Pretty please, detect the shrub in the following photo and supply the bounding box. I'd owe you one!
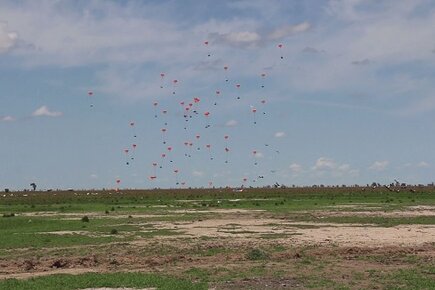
[110,229,118,235]
[2,213,15,218]
[246,248,268,260]
[81,216,90,222]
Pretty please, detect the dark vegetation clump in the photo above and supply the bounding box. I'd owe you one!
[2,213,15,218]
[81,216,90,222]
[110,229,118,235]
[246,248,269,260]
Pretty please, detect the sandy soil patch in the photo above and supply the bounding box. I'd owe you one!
[294,224,435,246]
[0,267,100,280]
[150,217,435,247]
[21,208,261,220]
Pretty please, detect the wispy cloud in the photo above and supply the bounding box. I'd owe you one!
[417,161,430,168]
[267,22,311,40]
[32,106,62,117]
[312,157,359,178]
[0,115,15,122]
[209,22,310,48]
[312,157,337,171]
[0,22,17,53]
[369,160,389,171]
[289,163,303,173]
[274,131,285,138]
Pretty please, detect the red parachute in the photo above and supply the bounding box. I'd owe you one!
[160,73,165,88]
[87,90,94,108]
[278,44,284,59]
[153,102,158,118]
[130,122,137,138]
[204,41,211,57]
[161,128,167,144]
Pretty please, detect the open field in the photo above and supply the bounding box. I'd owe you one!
[0,187,434,289]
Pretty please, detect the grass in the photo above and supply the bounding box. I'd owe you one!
[0,232,118,250]
[2,186,434,213]
[0,216,144,250]
[0,187,433,289]
[0,272,207,290]
[383,268,435,290]
[246,248,269,260]
[313,215,435,227]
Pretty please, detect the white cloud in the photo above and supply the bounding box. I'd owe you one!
[326,0,365,21]
[268,22,311,40]
[0,0,434,118]
[210,22,310,48]
[417,161,430,168]
[311,157,359,178]
[312,157,337,171]
[289,163,302,173]
[274,131,285,138]
[0,22,18,53]
[369,160,389,171]
[0,115,15,122]
[209,31,261,48]
[32,106,63,117]
[90,174,98,179]
[225,31,261,43]
[225,119,238,127]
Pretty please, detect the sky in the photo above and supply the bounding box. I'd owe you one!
[0,0,435,190]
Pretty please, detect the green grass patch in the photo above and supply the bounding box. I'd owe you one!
[0,216,138,249]
[0,272,207,290]
[384,268,435,289]
[185,267,211,282]
[246,248,269,260]
[318,215,435,227]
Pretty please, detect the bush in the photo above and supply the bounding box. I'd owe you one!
[81,216,90,222]
[2,213,15,218]
[246,248,268,260]
[110,229,118,235]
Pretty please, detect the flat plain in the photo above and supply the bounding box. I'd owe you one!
[0,187,434,289]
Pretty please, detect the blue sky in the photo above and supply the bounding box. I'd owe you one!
[1,0,434,190]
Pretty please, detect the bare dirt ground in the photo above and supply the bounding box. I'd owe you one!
[1,206,434,289]
[146,215,435,247]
